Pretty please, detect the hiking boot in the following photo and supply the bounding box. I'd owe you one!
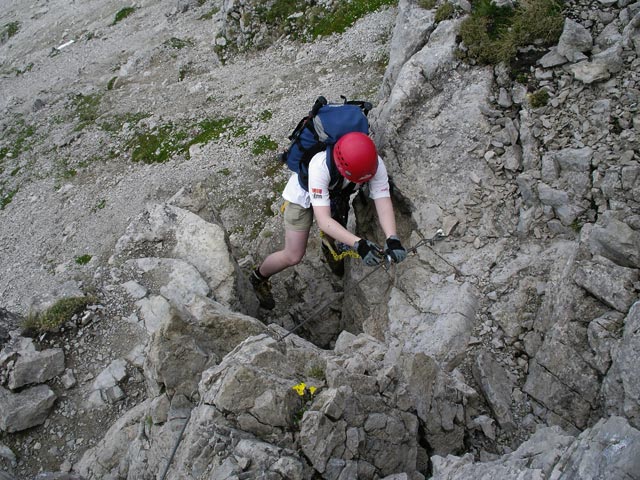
[250,270,275,310]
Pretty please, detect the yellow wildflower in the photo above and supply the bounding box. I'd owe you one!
[308,386,317,395]
[292,382,306,396]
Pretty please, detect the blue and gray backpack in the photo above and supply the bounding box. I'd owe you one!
[279,96,372,191]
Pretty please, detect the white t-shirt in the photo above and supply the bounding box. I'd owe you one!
[282,151,391,208]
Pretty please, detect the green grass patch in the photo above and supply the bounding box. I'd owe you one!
[418,0,437,9]
[1,118,36,159]
[100,112,150,133]
[113,7,136,25]
[1,189,17,209]
[308,0,397,39]
[70,93,102,131]
[259,110,273,122]
[435,2,455,22]
[459,0,563,65]
[199,7,220,20]
[306,364,326,381]
[528,88,550,108]
[2,21,20,41]
[128,123,186,163]
[127,116,245,164]
[191,118,235,145]
[253,0,397,42]
[23,296,95,333]
[75,254,92,265]
[164,37,193,49]
[107,76,118,90]
[252,135,278,155]
[92,199,107,212]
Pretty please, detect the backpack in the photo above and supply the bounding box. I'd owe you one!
[279,96,373,191]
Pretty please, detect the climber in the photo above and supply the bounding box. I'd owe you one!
[250,132,408,310]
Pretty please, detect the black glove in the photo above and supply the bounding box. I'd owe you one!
[385,236,407,263]
[354,239,383,266]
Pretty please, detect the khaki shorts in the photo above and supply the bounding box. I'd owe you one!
[283,201,313,231]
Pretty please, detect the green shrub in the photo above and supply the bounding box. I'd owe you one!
[435,2,455,22]
[107,76,118,90]
[2,21,20,40]
[75,254,92,265]
[199,7,219,20]
[528,88,549,108]
[113,7,136,25]
[164,37,193,49]
[418,0,437,9]
[24,296,95,332]
[459,0,563,65]
[1,189,17,210]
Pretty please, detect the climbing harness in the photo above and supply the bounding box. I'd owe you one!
[278,228,448,342]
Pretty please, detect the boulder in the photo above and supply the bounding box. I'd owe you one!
[381,0,436,98]
[113,203,258,316]
[557,18,593,62]
[0,385,56,432]
[86,359,128,408]
[587,213,640,268]
[144,296,266,397]
[7,347,65,390]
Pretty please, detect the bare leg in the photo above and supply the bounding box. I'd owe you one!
[258,228,310,277]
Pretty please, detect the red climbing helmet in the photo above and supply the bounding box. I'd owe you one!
[333,132,378,183]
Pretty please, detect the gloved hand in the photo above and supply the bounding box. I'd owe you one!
[385,235,407,263]
[354,239,383,266]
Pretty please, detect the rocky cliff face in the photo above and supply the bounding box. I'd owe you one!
[0,0,639,479]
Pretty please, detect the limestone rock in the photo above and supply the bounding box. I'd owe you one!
[6,347,64,390]
[573,256,638,313]
[524,322,601,430]
[548,416,640,479]
[0,385,56,432]
[602,302,640,428]
[587,214,640,268]
[432,417,640,479]
[86,359,128,408]
[113,203,258,316]
[557,19,593,62]
[472,352,516,431]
